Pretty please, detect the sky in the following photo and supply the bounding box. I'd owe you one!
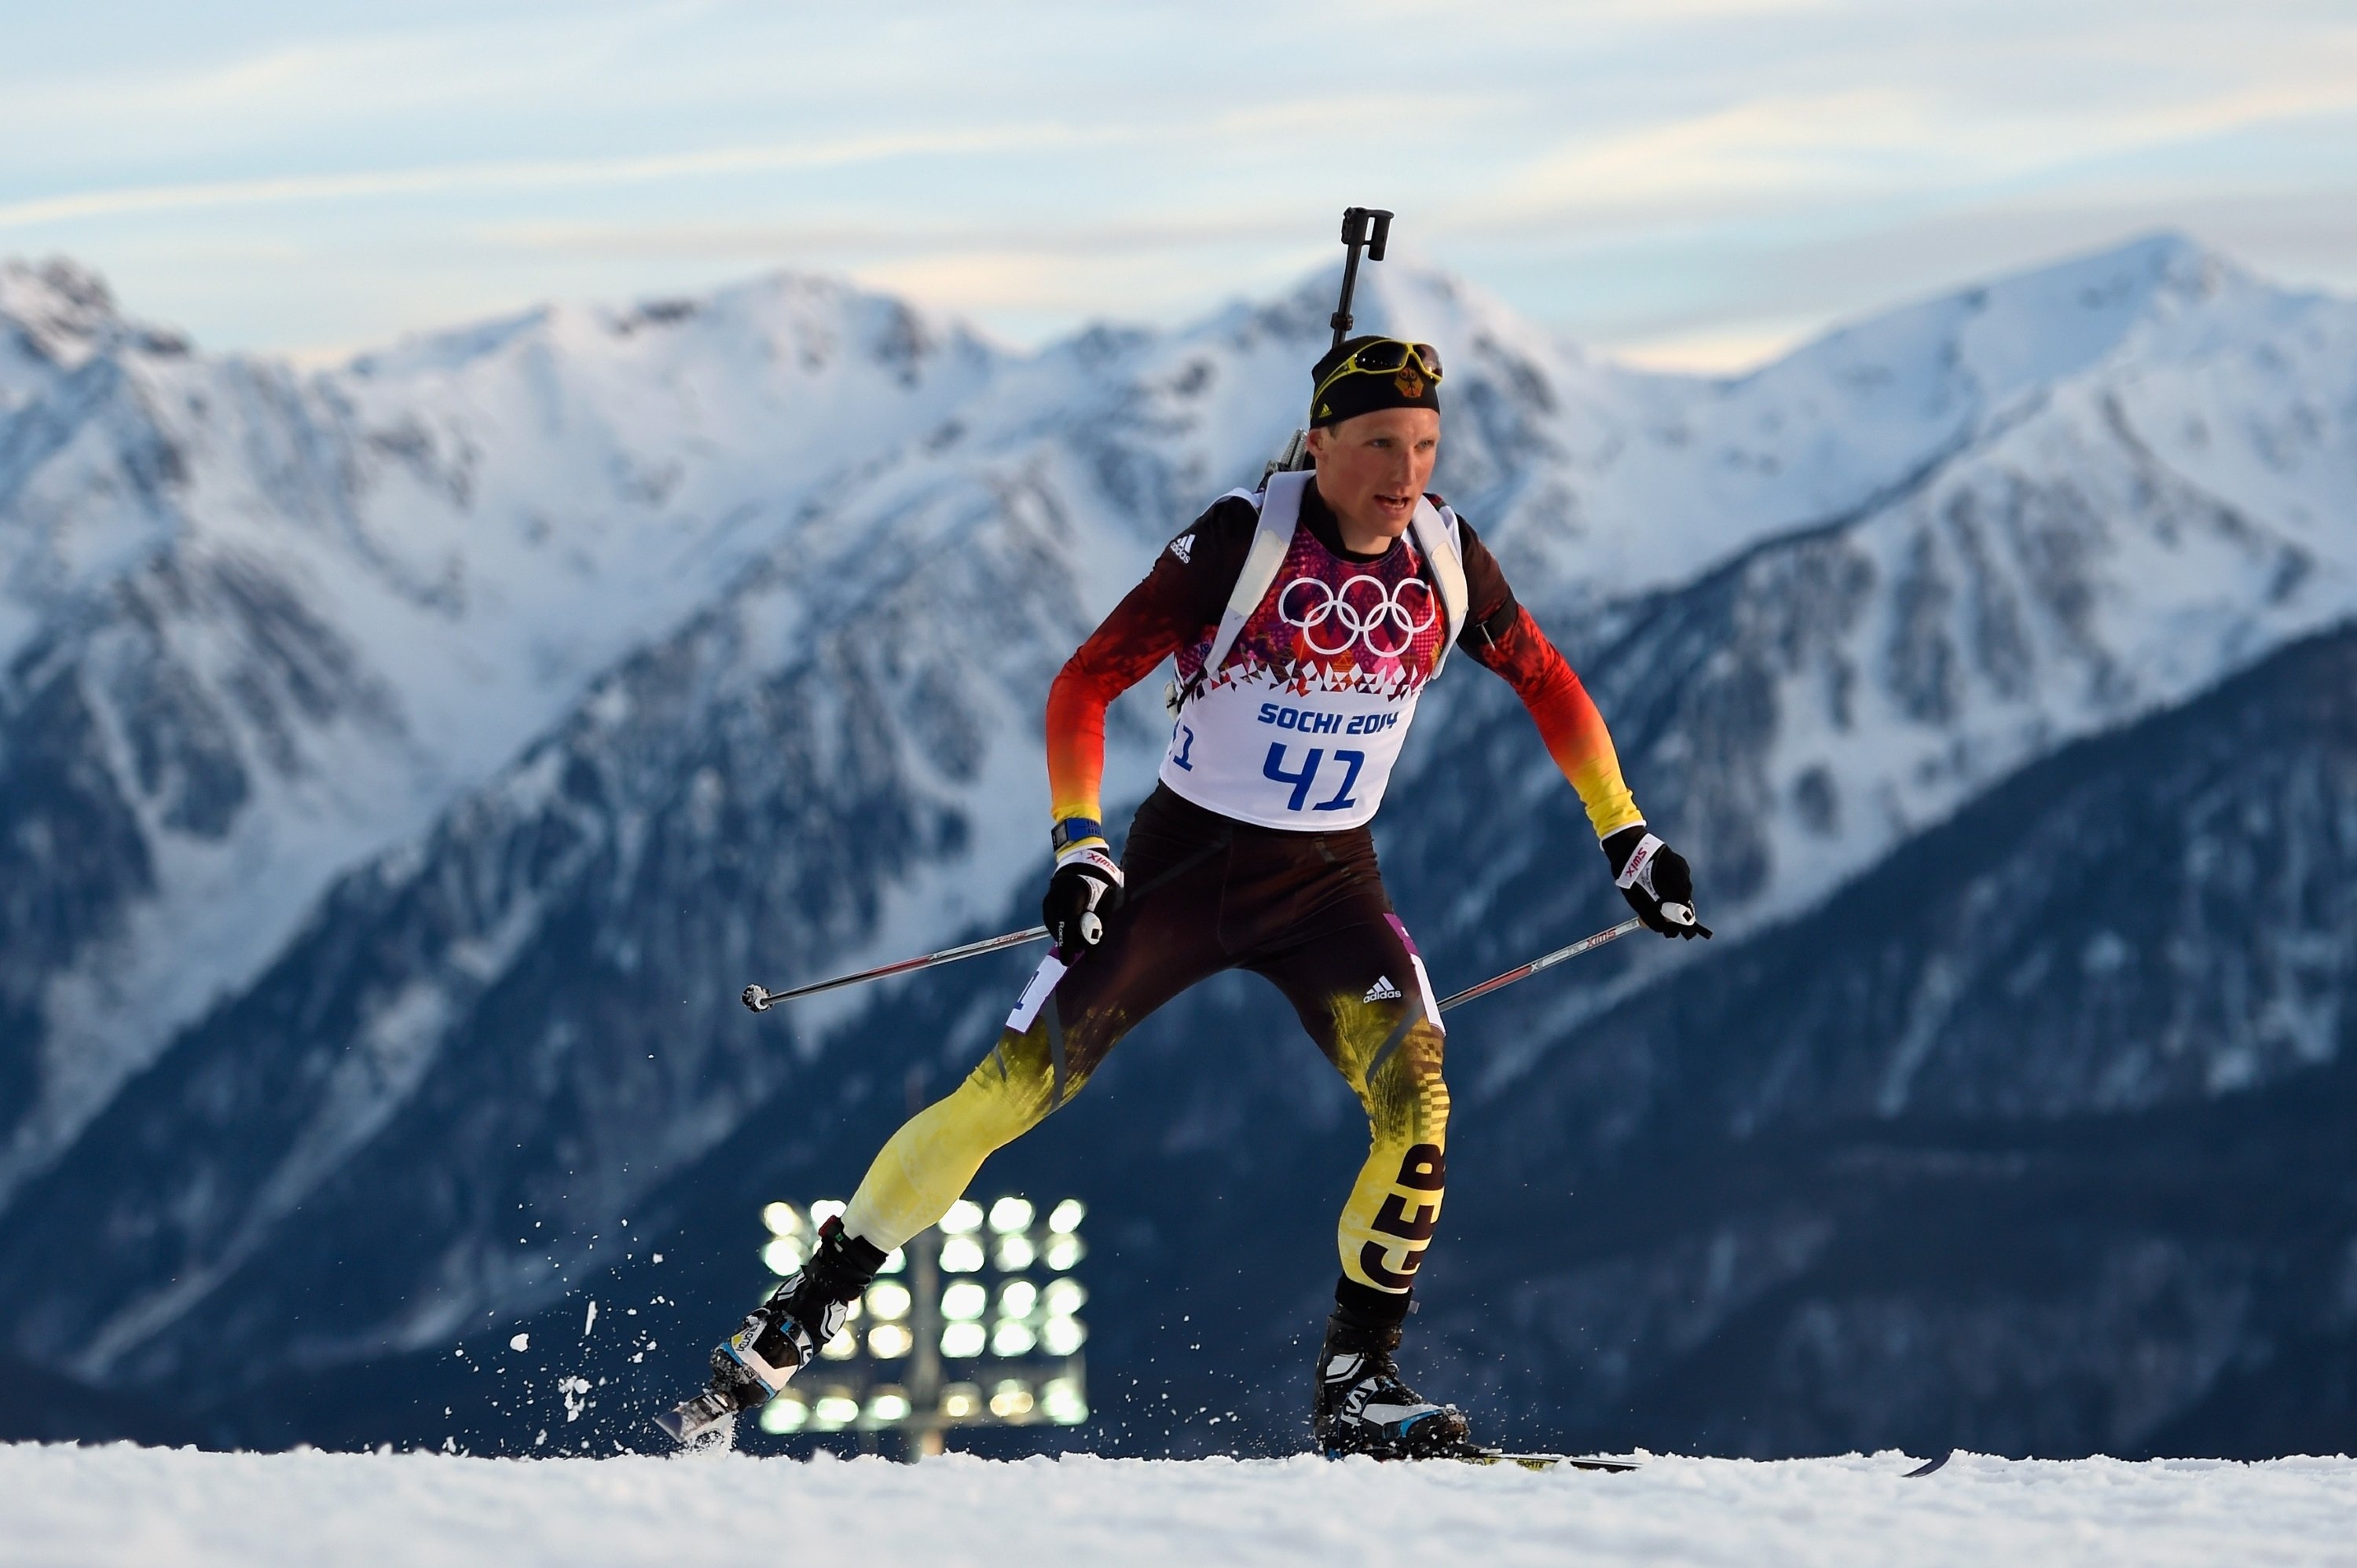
[2,1,2352,371]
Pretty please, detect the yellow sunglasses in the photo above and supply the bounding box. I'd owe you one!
[1310,339,1445,412]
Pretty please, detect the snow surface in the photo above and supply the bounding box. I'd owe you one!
[3,1445,2353,1568]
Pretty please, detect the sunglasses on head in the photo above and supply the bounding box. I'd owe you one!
[1311,339,1445,406]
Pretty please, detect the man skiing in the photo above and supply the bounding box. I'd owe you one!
[664,333,1707,1456]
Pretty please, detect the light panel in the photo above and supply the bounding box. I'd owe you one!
[750,1191,1088,1446]
[1042,1377,1087,1425]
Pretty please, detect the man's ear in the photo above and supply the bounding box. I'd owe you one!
[1303,426,1329,461]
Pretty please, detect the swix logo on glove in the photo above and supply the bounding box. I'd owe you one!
[1613,833,1664,893]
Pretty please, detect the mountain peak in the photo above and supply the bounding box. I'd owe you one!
[1,258,119,370]
[1740,229,2252,416]
[2,257,192,373]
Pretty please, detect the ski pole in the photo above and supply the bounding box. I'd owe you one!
[741,925,1050,1012]
[742,912,1644,1016]
[1434,918,1644,1014]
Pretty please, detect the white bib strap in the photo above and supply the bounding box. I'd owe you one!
[1202,471,1308,683]
[1409,499,1468,679]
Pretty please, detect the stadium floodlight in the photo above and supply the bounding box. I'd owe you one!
[753,1191,1088,1456]
[1041,1376,1087,1425]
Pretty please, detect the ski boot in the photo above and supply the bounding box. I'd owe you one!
[1312,1302,1474,1460]
[654,1216,885,1445]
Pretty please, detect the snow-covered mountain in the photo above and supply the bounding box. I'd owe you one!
[0,261,999,1209]
[0,235,2351,1454]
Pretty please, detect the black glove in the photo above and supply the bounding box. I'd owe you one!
[1603,826,1711,940]
[1042,833,1124,955]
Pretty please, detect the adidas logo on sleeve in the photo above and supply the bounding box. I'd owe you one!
[1168,533,1194,563]
[1362,976,1402,1002]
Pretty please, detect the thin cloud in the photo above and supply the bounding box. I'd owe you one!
[0,126,1104,230]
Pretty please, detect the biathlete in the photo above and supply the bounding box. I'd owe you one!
[664,334,1707,1456]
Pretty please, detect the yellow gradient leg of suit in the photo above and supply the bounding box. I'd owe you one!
[845,786,1448,1304]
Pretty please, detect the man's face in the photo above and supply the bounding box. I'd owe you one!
[1307,407,1442,542]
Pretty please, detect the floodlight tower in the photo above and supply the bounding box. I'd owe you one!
[904,1220,945,1459]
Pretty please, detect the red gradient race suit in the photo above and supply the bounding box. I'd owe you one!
[839,477,1646,1313]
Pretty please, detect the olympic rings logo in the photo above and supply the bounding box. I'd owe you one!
[1277,573,1438,659]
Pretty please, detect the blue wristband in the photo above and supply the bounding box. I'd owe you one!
[1050,818,1105,855]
